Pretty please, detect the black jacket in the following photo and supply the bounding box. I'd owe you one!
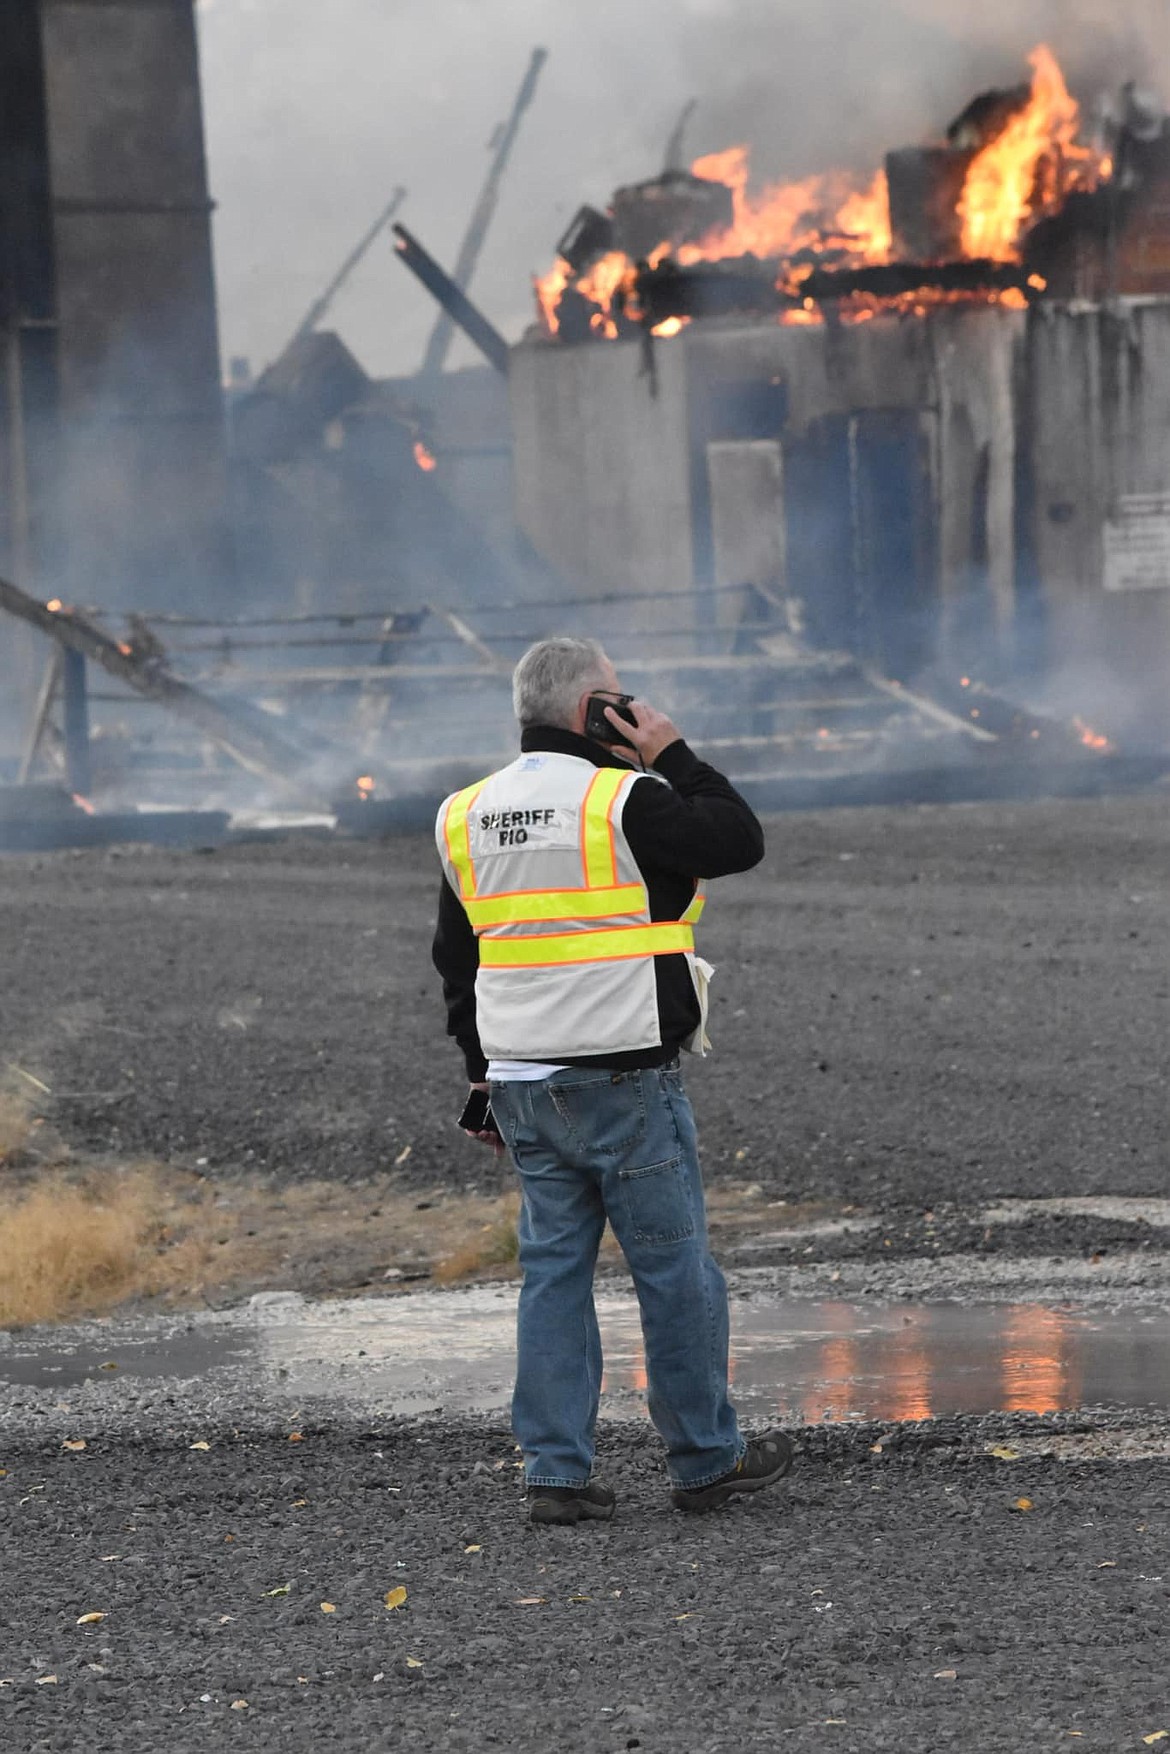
[432,726,766,1080]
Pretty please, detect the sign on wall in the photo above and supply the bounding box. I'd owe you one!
[1103,494,1170,592]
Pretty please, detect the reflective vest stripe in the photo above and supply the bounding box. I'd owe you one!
[479,921,694,968]
[465,882,646,930]
[682,886,706,925]
[443,780,489,900]
[580,769,627,889]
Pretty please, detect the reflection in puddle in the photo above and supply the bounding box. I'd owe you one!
[255,1293,1170,1422]
[5,1292,1170,1424]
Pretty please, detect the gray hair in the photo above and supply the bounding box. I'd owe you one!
[512,636,609,729]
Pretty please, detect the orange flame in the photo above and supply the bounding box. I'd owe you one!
[1072,717,1112,753]
[535,45,1106,340]
[536,154,892,338]
[681,155,891,270]
[356,775,376,800]
[46,598,63,613]
[72,794,96,815]
[959,45,1108,261]
[412,440,437,473]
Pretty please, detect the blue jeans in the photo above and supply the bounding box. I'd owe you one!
[489,1064,744,1489]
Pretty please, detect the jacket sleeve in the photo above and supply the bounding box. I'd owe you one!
[431,875,489,1082]
[621,739,766,878]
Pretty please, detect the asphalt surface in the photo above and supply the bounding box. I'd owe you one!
[1,1414,1168,1754]
[1,792,1167,1221]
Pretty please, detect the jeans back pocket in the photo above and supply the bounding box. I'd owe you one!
[618,1156,694,1245]
[549,1073,648,1160]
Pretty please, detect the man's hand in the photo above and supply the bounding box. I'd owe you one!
[607,698,682,767]
[461,1081,504,1153]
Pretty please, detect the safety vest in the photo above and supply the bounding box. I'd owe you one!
[436,750,708,1063]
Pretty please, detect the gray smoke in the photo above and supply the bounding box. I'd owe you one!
[197,0,1168,379]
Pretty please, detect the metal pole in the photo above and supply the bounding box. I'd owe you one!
[288,186,408,349]
[61,647,91,796]
[17,646,62,783]
[420,46,547,377]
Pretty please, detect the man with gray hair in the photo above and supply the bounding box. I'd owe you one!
[433,635,792,1524]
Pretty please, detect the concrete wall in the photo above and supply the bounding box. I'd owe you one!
[508,334,694,636]
[1024,299,1170,740]
[0,0,231,766]
[510,306,1024,678]
[41,0,231,613]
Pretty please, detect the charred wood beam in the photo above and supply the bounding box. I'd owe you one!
[634,258,786,327]
[0,574,321,793]
[392,224,510,376]
[797,259,1031,301]
[634,255,1032,327]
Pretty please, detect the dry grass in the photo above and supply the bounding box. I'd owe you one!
[432,1194,521,1286]
[0,1167,218,1328]
[0,1156,848,1326]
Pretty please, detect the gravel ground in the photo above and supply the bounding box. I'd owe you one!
[3,792,1170,1750]
[1,791,1167,1229]
[2,1415,1168,1754]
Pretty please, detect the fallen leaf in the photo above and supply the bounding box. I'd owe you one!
[1097,1560,1117,1569]
[320,1602,337,1614]
[76,1613,105,1626]
[0,1469,7,1478]
[218,1616,233,1625]
[934,1669,958,1680]
[568,1594,592,1602]
[189,1441,211,1452]
[383,1587,408,1611]
[371,1673,383,1683]
[292,1499,308,1508]
[62,1440,87,1453]
[230,1699,249,1711]
[98,1556,120,1563]
[513,1597,546,1606]
[405,1657,424,1669]
[674,1612,696,1621]
[394,1145,412,1165]
[297,1677,309,1685]
[261,1584,292,1598]
[987,1445,1019,1461]
[287,1433,304,1444]
[463,1544,482,1554]
[1143,1735,1169,1746]
[1011,1497,1035,1513]
[36,1675,59,1686]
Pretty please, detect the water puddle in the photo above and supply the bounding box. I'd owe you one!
[6,1289,1170,1424]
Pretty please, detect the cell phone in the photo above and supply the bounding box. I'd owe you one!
[458,1088,501,1138]
[584,692,638,747]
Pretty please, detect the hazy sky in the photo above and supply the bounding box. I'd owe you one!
[196,0,1168,380]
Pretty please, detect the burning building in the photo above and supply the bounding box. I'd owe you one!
[510,48,1170,742]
